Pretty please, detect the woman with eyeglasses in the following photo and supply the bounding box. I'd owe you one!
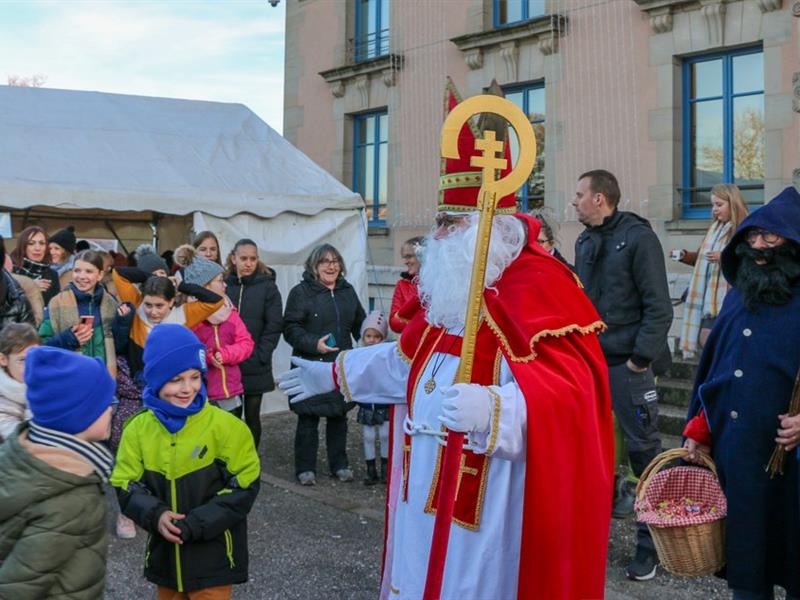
[675,184,749,357]
[533,211,574,271]
[283,243,366,486]
[389,236,424,334]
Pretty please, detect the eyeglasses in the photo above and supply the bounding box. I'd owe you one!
[746,228,781,245]
[435,213,467,229]
[110,397,120,416]
[318,258,340,266]
[401,254,416,260]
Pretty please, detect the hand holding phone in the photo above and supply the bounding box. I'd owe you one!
[317,333,339,354]
[72,317,94,345]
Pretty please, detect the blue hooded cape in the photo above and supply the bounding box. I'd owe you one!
[687,186,800,593]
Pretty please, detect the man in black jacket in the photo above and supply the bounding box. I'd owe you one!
[573,170,672,582]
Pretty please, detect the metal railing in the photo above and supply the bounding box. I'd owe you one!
[349,28,390,63]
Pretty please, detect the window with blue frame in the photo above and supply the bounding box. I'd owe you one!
[494,0,546,28]
[355,0,389,62]
[683,47,764,218]
[504,82,546,212]
[353,111,388,226]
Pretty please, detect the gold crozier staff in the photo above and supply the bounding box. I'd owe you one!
[423,95,537,600]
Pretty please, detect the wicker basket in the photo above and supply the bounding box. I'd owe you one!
[635,447,726,577]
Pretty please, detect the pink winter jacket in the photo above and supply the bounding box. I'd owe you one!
[192,303,255,401]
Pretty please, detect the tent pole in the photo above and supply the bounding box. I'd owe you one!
[103,220,130,256]
[150,213,160,251]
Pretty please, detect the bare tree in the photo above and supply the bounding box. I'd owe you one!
[700,108,765,181]
[7,74,47,88]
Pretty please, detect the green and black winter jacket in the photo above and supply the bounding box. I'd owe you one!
[0,426,108,599]
[111,402,260,593]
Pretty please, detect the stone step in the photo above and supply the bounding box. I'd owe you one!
[657,377,693,408]
[661,433,683,450]
[663,356,699,380]
[658,403,688,437]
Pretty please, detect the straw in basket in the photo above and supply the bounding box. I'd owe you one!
[635,447,727,577]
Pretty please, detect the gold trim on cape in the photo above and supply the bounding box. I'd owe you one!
[336,352,353,402]
[396,342,412,365]
[485,389,502,456]
[483,308,607,363]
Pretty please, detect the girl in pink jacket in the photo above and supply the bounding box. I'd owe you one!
[178,245,255,412]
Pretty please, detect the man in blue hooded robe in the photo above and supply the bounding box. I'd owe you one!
[684,186,800,600]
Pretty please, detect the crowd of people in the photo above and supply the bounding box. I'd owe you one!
[0,165,798,600]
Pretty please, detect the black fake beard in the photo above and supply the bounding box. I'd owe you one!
[734,241,800,310]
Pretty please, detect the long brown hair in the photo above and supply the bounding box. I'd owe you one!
[10,226,49,266]
[711,184,749,235]
[192,231,222,265]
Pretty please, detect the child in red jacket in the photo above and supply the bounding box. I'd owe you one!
[177,246,255,416]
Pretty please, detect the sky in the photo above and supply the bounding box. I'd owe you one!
[0,0,286,132]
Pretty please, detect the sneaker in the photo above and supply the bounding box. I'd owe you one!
[626,547,658,581]
[335,468,354,482]
[297,471,316,486]
[116,514,137,539]
[612,479,636,519]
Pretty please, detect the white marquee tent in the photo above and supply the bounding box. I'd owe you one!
[0,85,368,383]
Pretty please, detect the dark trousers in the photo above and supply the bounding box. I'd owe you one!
[229,393,264,448]
[294,413,349,476]
[608,362,662,554]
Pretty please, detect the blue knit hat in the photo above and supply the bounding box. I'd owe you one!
[25,347,115,434]
[143,324,207,394]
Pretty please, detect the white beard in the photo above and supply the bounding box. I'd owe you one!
[418,214,526,330]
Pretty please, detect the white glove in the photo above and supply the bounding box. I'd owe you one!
[276,357,336,403]
[438,383,492,433]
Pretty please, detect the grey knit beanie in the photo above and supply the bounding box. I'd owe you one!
[183,255,224,286]
[135,244,169,275]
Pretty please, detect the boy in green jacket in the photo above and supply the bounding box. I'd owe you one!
[111,324,260,600]
[0,347,116,599]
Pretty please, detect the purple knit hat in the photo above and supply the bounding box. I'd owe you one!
[360,310,388,340]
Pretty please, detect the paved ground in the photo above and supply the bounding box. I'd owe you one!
[105,410,738,599]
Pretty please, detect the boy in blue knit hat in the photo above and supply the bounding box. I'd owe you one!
[0,347,116,598]
[111,324,260,600]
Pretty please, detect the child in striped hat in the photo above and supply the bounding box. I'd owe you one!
[0,346,116,598]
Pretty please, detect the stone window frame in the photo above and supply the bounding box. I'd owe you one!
[633,0,789,230]
[681,45,765,218]
[353,0,390,63]
[451,13,568,73]
[492,0,548,29]
[502,80,547,211]
[352,109,389,227]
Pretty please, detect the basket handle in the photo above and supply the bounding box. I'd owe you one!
[635,447,717,502]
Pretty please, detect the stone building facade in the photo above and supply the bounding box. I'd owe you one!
[283,0,799,326]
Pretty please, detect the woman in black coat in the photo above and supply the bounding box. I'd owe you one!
[283,243,366,486]
[225,239,283,449]
[10,226,60,305]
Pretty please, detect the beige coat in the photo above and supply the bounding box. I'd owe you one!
[10,273,44,327]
